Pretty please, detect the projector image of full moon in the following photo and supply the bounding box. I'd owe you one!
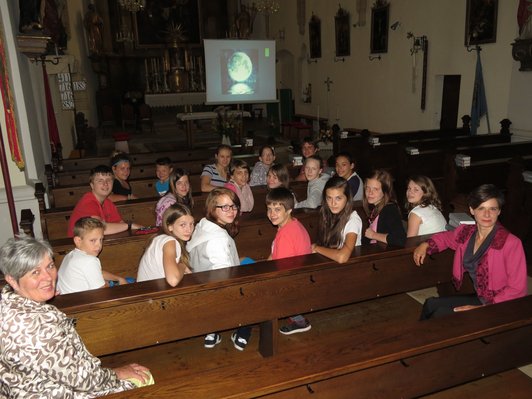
[227,51,254,94]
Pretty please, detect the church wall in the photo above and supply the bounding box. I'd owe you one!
[273,0,523,134]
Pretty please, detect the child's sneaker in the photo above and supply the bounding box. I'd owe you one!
[204,333,221,348]
[279,319,311,335]
[231,331,248,351]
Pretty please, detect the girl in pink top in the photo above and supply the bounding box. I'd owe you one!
[224,159,254,213]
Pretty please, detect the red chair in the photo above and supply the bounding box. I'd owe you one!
[138,104,154,133]
[121,104,137,131]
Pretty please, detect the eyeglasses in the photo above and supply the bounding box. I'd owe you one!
[216,204,239,212]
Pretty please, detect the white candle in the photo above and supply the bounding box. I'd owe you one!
[336,107,339,120]
[317,105,320,122]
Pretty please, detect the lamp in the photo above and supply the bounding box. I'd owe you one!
[118,0,145,13]
[256,0,280,38]
[390,21,400,31]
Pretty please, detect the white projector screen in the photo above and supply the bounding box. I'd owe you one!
[203,39,277,105]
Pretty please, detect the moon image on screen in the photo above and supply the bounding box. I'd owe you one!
[228,52,252,81]
[227,51,254,94]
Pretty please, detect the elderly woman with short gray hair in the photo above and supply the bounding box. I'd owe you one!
[0,237,150,398]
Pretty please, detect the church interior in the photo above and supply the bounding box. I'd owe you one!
[1,0,532,397]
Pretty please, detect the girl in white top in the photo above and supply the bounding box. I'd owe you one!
[249,145,276,186]
[186,188,242,349]
[405,175,447,237]
[137,203,193,286]
[312,176,362,264]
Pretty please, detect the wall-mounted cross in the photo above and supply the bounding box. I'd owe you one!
[324,76,334,92]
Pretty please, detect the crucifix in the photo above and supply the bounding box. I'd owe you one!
[324,76,334,91]
[323,76,334,126]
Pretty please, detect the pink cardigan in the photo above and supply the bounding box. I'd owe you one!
[427,223,527,304]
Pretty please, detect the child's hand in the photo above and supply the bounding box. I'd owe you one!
[118,277,128,285]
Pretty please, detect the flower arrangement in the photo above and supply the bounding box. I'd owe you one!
[213,108,242,142]
[319,126,333,143]
[319,123,340,144]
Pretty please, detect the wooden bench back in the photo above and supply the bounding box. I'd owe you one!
[51,235,452,357]
[49,174,203,208]
[103,295,532,398]
[51,208,323,278]
[52,153,258,188]
[59,147,232,172]
[42,183,308,240]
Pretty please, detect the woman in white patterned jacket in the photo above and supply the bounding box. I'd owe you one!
[0,237,150,398]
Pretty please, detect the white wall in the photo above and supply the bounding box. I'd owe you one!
[273,0,526,134]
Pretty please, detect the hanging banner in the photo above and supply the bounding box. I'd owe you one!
[0,23,24,170]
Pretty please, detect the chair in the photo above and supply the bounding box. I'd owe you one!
[100,104,116,134]
[121,104,137,131]
[138,103,154,133]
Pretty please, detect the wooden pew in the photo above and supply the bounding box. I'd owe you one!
[104,296,532,399]
[51,235,452,358]
[421,369,532,399]
[338,134,511,177]
[51,203,321,277]
[50,237,532,398]
[49,174,203,208]
[51,153,258,188]
[41,183,308,240]
[58,146,253,173]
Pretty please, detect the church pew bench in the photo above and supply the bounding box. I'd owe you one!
[99,295,532,398]
[58,146,253,173]
[41,183,308,240]
[51,205,321,278]
[49,174,203,208]
[420,369,532,399]
[456,141,532,163]
[403,132,511,152]
[51,153,258,188]
[240,297,532,399]
[51,235,453,358]
[73,262,531,397]
[336,130,513,181]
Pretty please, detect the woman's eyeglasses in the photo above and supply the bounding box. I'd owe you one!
[216,204,239,212]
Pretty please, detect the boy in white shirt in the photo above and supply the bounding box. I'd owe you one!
[58,217,128,294]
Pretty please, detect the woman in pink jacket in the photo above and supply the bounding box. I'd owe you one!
[413,184,527,319]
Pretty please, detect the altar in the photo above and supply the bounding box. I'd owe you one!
[176,110,251,148]
[145,92,206,108]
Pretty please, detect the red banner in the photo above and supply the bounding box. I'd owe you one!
[0,29,24,170]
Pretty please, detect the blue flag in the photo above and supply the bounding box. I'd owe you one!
[470,49,488,135]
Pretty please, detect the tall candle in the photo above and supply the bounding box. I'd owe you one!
[144,59,148,76]
[336,107,339,120]
[317,105,320,122]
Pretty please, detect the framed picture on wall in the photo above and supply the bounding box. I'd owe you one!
[465,0,498,46]
[309,14,322,59]
[335,6,350,57]
[370,2,389,54]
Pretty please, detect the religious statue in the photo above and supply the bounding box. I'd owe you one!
[19,0,43,33]
[235,4,257,39]
[42,0,67,49]
[518,0,532,39]
[84,3,104,57]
